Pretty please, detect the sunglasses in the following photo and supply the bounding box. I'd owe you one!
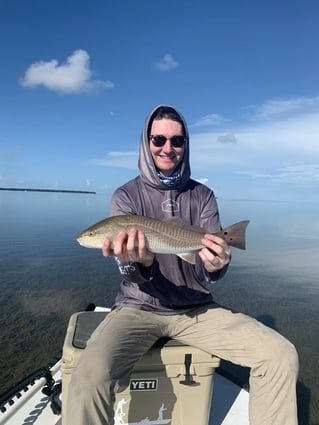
[150,135,186,148]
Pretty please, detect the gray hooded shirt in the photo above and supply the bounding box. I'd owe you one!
[110,105,228,312]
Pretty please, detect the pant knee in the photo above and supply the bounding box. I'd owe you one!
[283,341,299,376]
[70,361,112,394]
[265,336,299,379]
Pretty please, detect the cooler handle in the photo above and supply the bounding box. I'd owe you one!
[179,354,199,386]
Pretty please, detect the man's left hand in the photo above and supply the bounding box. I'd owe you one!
[199,234,231,272]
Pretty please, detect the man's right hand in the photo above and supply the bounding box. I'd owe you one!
[102,228,154,267]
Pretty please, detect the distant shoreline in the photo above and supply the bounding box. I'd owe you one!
[0,187,96,194]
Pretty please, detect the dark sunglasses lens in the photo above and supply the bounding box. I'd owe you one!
[171,136,185,147]
[152,135,167,147]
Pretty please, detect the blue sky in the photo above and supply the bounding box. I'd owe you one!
[1,0,319,201]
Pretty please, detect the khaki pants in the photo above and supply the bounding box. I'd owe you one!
[66,305,298,425]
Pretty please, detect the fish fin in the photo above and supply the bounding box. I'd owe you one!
[215,220,250,250]
[176,253,197,264]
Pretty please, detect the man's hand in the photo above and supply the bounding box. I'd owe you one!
[199,233,231,272]
[102,228,154,267]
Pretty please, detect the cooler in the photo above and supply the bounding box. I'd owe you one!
[61,311,220,425]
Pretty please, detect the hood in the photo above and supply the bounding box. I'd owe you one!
[138,104,191,190]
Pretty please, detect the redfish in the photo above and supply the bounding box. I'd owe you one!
[77,215,249,264]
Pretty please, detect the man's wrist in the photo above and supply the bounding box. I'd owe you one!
[140,259,153,268]
[138,261,154,280]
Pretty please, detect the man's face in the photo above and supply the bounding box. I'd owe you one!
[149,118,185,176]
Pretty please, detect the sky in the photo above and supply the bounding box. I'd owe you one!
[0,0,319,202]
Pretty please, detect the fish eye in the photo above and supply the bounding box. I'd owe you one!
[88,231,95,237]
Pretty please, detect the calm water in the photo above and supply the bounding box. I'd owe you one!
[0,191,318,424]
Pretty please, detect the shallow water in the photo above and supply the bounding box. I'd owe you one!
[0,191,318,424]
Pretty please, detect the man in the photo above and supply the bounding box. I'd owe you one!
[67,105,298,424]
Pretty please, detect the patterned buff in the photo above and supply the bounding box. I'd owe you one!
[157,168,181,187]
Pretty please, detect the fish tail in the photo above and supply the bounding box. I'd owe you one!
[216,220,250,250]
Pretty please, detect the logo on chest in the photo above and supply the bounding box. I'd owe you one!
[161,199,180,213]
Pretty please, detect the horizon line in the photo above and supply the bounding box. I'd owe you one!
[0,187,96,195]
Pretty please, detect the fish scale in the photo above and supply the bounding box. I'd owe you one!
[119,217,204,253]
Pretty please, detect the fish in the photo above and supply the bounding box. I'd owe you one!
[77,215,250,264]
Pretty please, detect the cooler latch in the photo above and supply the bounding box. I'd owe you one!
[179,354,199,386]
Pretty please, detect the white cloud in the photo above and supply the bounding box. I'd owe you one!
[195,177,209,185]
[247,96,319,120]
[154,54,178,71]
[238,163,319,190]
[106,151,137,157]
[20,49,114,94]
[275,164,319,186]
[217,133,238,144]
[191,113,229,127]
[90,151,138,169]
[237,164,319,185]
